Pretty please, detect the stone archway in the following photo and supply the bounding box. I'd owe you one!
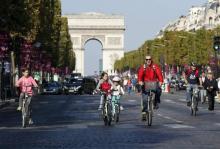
[66,12,125,76]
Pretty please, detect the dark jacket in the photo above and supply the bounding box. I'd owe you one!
[203,78,218,95]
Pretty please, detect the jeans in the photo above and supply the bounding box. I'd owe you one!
[200,89,207,102]
[127,86,132,95]
[19,92,32,119]
[186,84,198,102]
[141,90,156,112]
[99,94,111,107]
[111,95,120,115]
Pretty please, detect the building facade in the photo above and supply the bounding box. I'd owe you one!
[158,0,220,37]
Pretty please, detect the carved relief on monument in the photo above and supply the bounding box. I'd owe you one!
[107,37,121,45]
[71,37,80,45]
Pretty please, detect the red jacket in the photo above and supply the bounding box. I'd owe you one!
[138,64,163,83]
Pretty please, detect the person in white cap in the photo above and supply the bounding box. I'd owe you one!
[111,76,125,114]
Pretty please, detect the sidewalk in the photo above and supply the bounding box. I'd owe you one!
[0,98,17,109]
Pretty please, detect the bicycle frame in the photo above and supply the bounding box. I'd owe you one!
[146,90,155,126]
[22,92,30,128]
[21,85,35,128]
[191,88,200,116]
[101,91,112,126]
[111,95,121,123]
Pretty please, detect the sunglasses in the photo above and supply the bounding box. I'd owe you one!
[145,59,151,61]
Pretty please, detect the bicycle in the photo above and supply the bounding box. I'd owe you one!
[101,91,112,126]
[21,85,37,128]
[142,82,157,126]
[187,85,200,116]
[111,95,121,123]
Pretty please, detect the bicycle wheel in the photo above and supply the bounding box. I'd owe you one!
[193,97,198,116]
[191,96,197,116]
[22,101,27,128]
[105,101,112,126]
[115,104,120,123]
[147,96,153,126]
[102,103,108,126]
[147,100,153,126]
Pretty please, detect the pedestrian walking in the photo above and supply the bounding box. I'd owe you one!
[127,77,132,95]
[203,71,218,111]
[199,71,207,104]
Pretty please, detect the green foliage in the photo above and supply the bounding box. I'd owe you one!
[115,28,217,71]
[0,0,75,71]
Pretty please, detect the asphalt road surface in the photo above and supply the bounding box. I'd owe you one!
[0,91,220,149]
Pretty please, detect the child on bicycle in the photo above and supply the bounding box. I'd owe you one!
[16,68,38,124]
[96,72,113,110]
[111,76,125,114]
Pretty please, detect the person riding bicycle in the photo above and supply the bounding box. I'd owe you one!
[16,68,38,124]
[111,76,125,114]
[183,62,200,107]
[137,55,163,121]
[96,72,113,110]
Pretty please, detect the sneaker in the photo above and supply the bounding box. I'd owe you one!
[195,107,198,111]
[142,112,147,121]
[120,105,124,111]
[98,105,103,111]
[153,104,159,110]
[187,102,191,107]
[29,119,34,125]
[17,106,21,111]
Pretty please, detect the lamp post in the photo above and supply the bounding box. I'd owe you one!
[213,36,220,78]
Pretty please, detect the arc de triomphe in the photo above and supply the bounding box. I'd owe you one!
[66,12,125,76]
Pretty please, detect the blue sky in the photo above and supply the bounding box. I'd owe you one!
[61,0,206,75]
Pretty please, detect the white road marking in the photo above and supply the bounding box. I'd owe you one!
[128,100,137,103]
[178,98,186,102]
[115,124,138,129]
[214,123,220,126]
[163,124,194,129]
[157,113,183,123]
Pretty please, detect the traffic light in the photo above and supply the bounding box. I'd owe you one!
[213,36,220,51]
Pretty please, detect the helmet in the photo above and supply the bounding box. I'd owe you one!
[113,76,121,82]
[190,62,197,67]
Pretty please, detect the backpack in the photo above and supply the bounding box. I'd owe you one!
[142,64,156,81]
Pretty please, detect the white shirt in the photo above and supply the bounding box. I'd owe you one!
[111,85,125,96]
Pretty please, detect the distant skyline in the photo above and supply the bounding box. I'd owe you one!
[61,0,206,75]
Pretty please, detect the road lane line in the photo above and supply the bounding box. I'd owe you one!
[157,113,183,123]
[163,124,195,129]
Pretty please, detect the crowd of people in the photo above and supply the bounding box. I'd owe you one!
[15,54,220,126]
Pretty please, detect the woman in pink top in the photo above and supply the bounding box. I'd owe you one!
[16,68,38,124]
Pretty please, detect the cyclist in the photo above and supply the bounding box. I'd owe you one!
[137,55,163,121]
[16,68,38,124]
[96,72,113,110]
[183,62,200,107]
[111,76,125,116]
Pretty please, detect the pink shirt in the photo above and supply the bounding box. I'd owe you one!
[16,76,38,95]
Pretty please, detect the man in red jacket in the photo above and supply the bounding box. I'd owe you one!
[138,55,163,121]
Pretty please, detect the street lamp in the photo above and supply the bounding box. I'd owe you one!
[213,36,220,78]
